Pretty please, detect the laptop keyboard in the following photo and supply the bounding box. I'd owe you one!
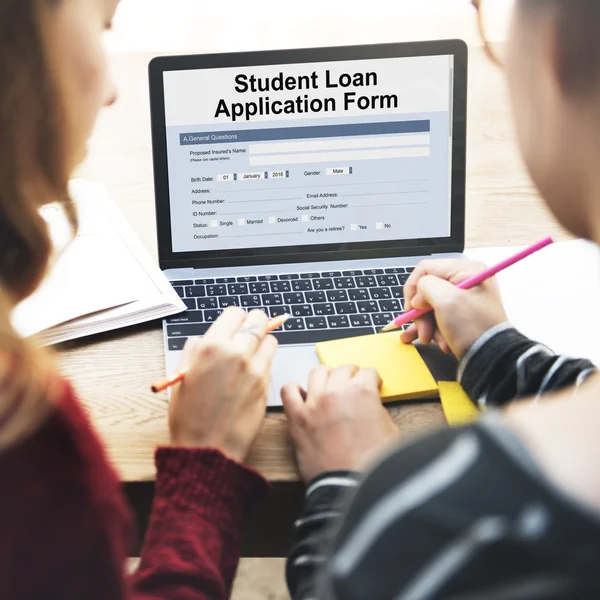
[165,266,415,350]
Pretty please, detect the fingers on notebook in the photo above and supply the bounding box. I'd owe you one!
[327,364,360,388]
[400,320,450,354]
[354,367,382,390]
[400,324,418,344]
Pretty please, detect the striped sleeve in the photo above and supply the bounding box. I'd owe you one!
[286,326,598,599]
[287,472,360,600]
[291,424,600,600]
[458,324,596,409]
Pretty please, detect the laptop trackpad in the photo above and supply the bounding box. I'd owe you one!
[268,345,321,407]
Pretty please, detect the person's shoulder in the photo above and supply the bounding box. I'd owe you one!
[505,378,600,516]
[341,425,481,516]
[370,425,478,478]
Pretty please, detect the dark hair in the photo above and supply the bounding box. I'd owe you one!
[521,0,600,94]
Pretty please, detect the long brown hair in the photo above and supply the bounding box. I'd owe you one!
[0,0,77,448]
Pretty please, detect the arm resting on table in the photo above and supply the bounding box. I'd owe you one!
[130,448,268,600]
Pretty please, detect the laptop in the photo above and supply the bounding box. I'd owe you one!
[149,40,468,406]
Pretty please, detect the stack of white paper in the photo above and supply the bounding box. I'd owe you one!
[12,180,186,345]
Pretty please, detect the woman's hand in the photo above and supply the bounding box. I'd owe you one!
[282,365,399,483]
[400,259,508,359]
[169,307,278,462]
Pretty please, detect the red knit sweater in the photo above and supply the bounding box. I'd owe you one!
[0,379,268,599]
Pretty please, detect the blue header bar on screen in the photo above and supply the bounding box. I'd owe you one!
[179,120,431,146]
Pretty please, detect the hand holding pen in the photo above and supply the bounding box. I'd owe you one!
[152,312,289,392]
[159,307,287,462]
[391,238,553,359]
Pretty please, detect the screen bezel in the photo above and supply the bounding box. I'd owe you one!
[149,40,468,270]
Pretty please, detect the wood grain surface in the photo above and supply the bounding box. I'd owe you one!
[58,46,568,483]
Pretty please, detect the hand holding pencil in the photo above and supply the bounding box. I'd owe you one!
[398,238,553,359]
[162,307,283,462]
[398,258,508,358]
[152,312,289,392]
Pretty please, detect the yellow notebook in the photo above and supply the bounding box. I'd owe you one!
[316,333,438,403]
[438,381,480,425]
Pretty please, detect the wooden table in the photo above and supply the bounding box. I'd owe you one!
[58,46,567,556]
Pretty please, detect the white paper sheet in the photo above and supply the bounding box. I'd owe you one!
[12,180,185,343]
[12,189,141,337]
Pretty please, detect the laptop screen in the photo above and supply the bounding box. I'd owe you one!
[161,51,456,258]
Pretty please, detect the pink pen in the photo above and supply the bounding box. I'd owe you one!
[379,236,554,334]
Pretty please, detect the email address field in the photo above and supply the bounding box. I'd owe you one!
[248,145,430,167]
[249,134,430,155]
